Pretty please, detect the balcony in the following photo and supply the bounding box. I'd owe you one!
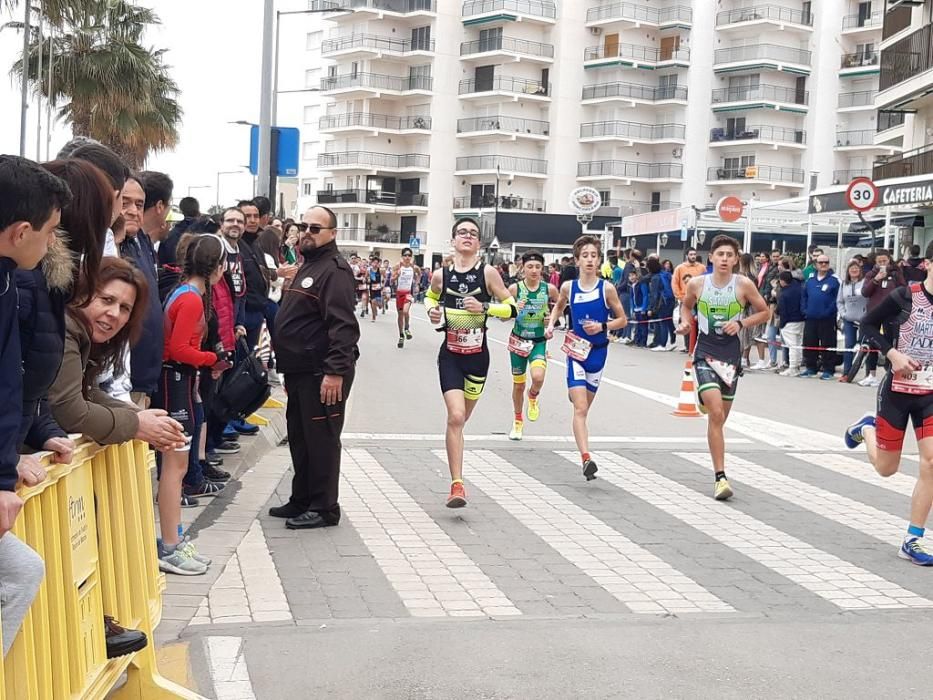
[453,194,546,212]
[585,2,693,30]
[584,42,690,70]
[878,24,933,110]
[317,151,431,172]
[308,0,436,20]
[458,75,550,101]
[320,72,433,97]
[835,129,888,150]
[321,33,435,60]
[316,189,429,209]
[873,142,933,180]
[582,81,688,104]
[318,112,431,135]
[577,160,683,183]
[878,110,907,132]
[841,11,881,35]
[461,0,557,26]
[454,155,548,177]
[840,50,880,78]
[882,5,912,42]
[460,36,554,64]
[706,164,805,187]
[713,44,811,75]
[456,115,550,140]
[597,199,680,218]
[832,169,870,186]
[711,84,808,113]
[580,120,685,144]
[337,227,428,246]
[709,125,806,148]
[715,5,813,32]
[837,90,877,111]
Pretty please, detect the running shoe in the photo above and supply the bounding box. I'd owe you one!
[858,375,882,387]
[527,397,540,422]
[899,538,933,566]
[232,419,259,436]
[844,413,876,449]
[183,480,225,498]
[180,493,199,508]
[214,441,240,455]
[202,463,230,481]
[798,369,818,378]
[779,368,797,377]
[583,458,598,481]
[205,453,224,467]
[180,537,212,566]
[509,420,523,441]
[405,330,412,340]
[819,371,834,380]
[158,547,207,576]
[650,345,667,353]
[714,477,734,501]
[397,336,404,348]
[221,426,239,441]
[446,482,467,508]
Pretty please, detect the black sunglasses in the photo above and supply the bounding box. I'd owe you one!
[296,223,308,232]
[306,224,334,234]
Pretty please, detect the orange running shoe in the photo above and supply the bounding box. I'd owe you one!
[446,481,467,508]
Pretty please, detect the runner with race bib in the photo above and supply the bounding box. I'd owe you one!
[393,248,420,348]
[845,241,933,566]
[425,217,516,508]
[507,250,558,441]
[546,235,628,481]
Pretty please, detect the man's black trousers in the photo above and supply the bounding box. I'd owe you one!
[803,317,837,373]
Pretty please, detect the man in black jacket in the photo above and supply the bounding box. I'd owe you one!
[270,206,360,530]
[236,199,271,351]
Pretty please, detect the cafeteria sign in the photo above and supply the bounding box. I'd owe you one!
[810,176,933,214]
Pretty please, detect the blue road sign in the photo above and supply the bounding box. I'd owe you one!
[249,126,300,177]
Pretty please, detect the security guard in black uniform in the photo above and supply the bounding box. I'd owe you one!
[270,205,360,529]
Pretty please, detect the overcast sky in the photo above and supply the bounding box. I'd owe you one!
[0,0,310,208]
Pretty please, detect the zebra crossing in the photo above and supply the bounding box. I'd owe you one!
[302,445,932,622]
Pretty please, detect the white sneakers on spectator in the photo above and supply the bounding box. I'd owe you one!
[858,375,882,387]
[750,360,772,370]
[779,368,798,377]
[651,345,667,353]
[158,545,207,575]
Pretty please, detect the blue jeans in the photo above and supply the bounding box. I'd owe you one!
[616,293,632,338]
[634,311,649,346]
[183,402,205,486]
[842,320,859,374]
[767,324,779,365]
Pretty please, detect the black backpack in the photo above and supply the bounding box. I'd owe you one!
[210,338,271,424]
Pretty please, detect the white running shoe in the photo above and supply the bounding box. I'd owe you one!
[651,345,667,352]
[858,375,881,387]
[779,368,797,377]
[620,337,633,345]
[751,360,771,371]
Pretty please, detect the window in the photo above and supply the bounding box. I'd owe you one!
[303,105,320,124]
[725,117,746,138]
[302,182,313,197]
[306,31,322,51]
[302,142,318,160]
[305,68,321,89]
[650,192,661,211]
[411,26,431,51]
[599,190,611,206]
[478,27,503,52]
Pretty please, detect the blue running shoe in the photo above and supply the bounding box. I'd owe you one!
[819,371,834,380]
[798,369,818,378]
[844,413,875,449]
[899,538,933,566]
[231,418,259,436]
[222,425,239,441]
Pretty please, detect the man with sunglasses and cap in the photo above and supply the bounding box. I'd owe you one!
[270,206,360,530]
[426,217,516,508]
[507,250,558,441]
[393,247,421,348]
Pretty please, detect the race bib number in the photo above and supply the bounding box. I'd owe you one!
[705,357,737,387]
[892,364,933,395]
[562,331,592,362]
[446,328,484,355]
[508,335,535,358]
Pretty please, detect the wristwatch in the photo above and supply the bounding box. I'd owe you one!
[601,322,609,333]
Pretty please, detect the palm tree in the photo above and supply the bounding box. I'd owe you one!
[8,0,182,169]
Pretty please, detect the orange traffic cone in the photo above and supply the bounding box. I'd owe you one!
[672,356,702,418]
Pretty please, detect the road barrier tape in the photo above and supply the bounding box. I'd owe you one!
[752,335,880,354]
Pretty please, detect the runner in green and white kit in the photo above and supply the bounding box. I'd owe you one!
[507,251,558,440]
[677,235,769,501]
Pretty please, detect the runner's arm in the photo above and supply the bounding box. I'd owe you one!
[546,282,571,335]
[424,269,443,322]
[604,284,628,330]
[547,283,559,303]
[861,287,907,356]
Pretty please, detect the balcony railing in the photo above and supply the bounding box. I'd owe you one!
[317,151,431,169]
[841,50,879,69]
[714,44,812,66]
[583,81,688,101]
[577,160,683,179]
[711,83,809,105]
[455,155,548,174]
[320,72,433,92]
[842,12,881,30]
[883,5,912,41]
[457,115,550,135]
[581,121,685,140]
[458,75,549,96]
[453,195,546,211]
[707,164,805,183]
[337,227,428,245]
[880,24,933,91]
[878,111,907,132]
[585,42,690,63]
[319,112,432,131]
[316,189,429,207]
[833,169,870,184]
[835,130,877,147]
[461,36,554,58]
[716,5,813,27]
[597,199,680,217]
[873,142,933,180]
[309,0,436,12]
[838,90,877,108]
[586,2,692,25]
[709,125,806,144]
[321,33,435,54]
[461,0,556,19]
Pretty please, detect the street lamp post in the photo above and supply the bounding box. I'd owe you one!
[188,184,211,197]
[216,170,245,209]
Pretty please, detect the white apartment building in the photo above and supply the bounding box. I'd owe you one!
[289,0,903,263]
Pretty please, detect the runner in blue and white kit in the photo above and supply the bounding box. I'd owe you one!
[546,235,628,480]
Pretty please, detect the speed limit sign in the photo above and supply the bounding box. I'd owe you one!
[845,176,879,212]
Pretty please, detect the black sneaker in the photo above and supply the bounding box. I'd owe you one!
[183,480,225,498]
[202,462,231,481]
[583,459,598,481]
[214,441,240,454]
[181,493,200,508]
[269,502,306,519]
[397,336,404,348]
[205,453,224,467]
[104,616,148,659]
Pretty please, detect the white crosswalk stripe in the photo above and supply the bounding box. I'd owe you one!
[452,449,733,614]
[341,449,520,618]
[564,451,932,610]
[791,453,917,498]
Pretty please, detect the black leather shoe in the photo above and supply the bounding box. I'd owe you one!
[286,510,338,530]
[104,616,148,659]
[269,502,306,519]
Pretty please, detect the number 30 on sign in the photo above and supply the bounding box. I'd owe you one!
[845,176,879,213]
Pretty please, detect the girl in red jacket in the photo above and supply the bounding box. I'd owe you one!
[156,235,227,575]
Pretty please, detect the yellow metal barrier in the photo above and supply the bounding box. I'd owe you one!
[2,440,204,699]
